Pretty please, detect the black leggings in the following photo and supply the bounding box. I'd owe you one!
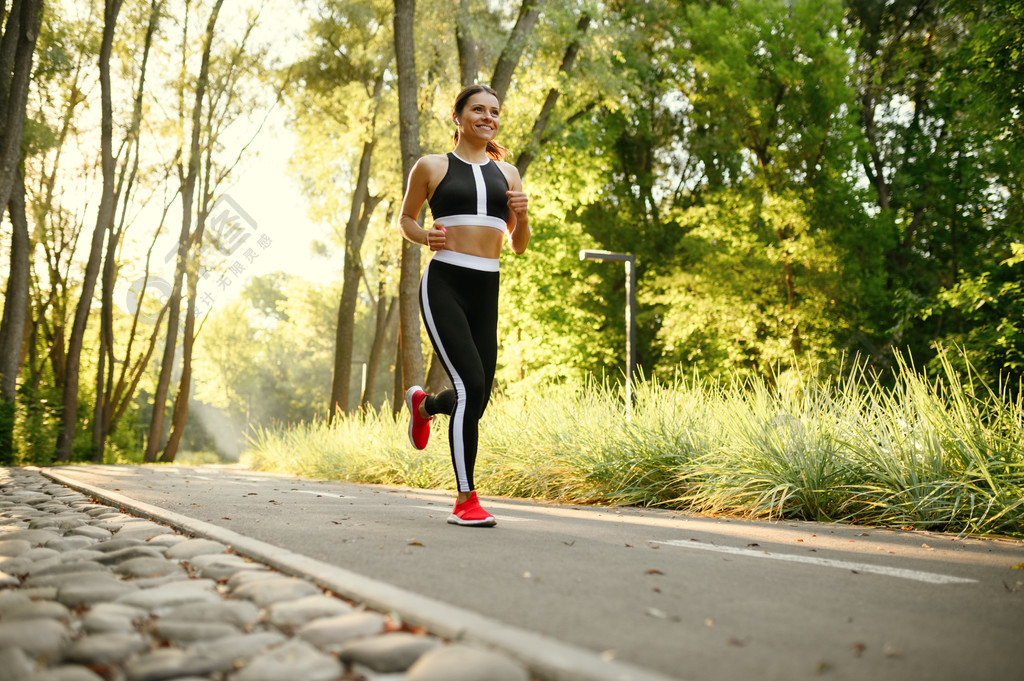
[419,250,499,493]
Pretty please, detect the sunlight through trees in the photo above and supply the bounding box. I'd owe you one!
[1,0,1021,463]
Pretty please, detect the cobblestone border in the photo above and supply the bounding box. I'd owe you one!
[10,467,677,681]
[1,467,539,681]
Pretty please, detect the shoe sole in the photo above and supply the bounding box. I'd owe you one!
[405,385,425,450]
[447,514,497,527]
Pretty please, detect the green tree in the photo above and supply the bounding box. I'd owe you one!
[847,0,1024,383]
[0,0,45,462]
[286,0,397,418]
[540,0,874,384]
[192,273,338,445]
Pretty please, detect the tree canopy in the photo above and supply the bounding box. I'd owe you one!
[1,0,1020,462]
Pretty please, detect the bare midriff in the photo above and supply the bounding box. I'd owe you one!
[439,224,505,259]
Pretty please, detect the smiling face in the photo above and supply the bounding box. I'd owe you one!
[455,91,501,142]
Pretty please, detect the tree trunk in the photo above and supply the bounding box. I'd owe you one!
[92,0,160,462]
[92,204,122,461]
[394,0,424,404]
[0,2,43,461]
[0,0,42,208]
[160,265,199,463]
[391,331,404,417]
[362,295,397,410]
[455,0,476,86]
[55,0,122,463]
[424,351,449,394]
[145,0,224,462]
[0,168,29,462]
[490,0,544,102]
[330,76,384,420]
[361,226,398,411]
[514,14,591,178]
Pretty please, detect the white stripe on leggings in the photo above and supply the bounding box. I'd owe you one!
[420,260,471,492]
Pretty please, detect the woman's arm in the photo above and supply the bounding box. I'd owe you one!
[504,165,530,255]
[398,158,432,247]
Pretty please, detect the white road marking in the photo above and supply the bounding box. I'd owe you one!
[288,490,349,498]
[412,505,533,522]
[652,539,977,585]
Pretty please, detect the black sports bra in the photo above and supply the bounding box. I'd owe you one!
[428,152,509,232]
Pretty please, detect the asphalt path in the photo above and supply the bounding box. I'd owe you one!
[49,464,1024,681]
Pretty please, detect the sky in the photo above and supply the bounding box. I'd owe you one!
[113,0,346,321]
[212,0,345,288]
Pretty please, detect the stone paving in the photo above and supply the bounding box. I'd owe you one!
[0,467,532,681]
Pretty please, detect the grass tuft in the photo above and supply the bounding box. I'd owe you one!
[243,352,1024,537]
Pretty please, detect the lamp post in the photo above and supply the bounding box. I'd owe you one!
[579,249,637,408]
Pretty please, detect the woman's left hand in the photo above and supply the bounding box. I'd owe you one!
[506,190,528,221]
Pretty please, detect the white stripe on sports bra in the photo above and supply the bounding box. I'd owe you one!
[436,214,507,231]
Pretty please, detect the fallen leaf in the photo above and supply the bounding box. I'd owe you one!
[796,539,804,542]
[747,543,760,547]
[705,618,714,627]
[646,569,664,575]
[1010,563,1024,570]
[563,541,576,547]
[221,517,231,520]
[853,642,866,657]
[408,541,423,547]
[816,661,833,674]
[728,638,747,647]
[859,533,870,536]
[646,607,668,619]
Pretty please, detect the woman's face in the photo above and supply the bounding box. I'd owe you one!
[456,91,501,141]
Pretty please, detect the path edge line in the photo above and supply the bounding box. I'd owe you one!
[37,466,681,681]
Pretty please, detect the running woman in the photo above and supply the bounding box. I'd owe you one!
[397,84,531,527]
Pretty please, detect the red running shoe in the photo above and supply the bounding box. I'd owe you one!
[448,491,497,527]
[405,385,431,450]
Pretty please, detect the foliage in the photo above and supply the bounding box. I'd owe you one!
[2,0,1023,462]
[192,272,340,455]
[925,259,1024,391]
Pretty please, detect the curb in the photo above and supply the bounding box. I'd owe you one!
[38,467,682,681]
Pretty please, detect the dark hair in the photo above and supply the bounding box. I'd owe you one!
[452,84,510,162]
